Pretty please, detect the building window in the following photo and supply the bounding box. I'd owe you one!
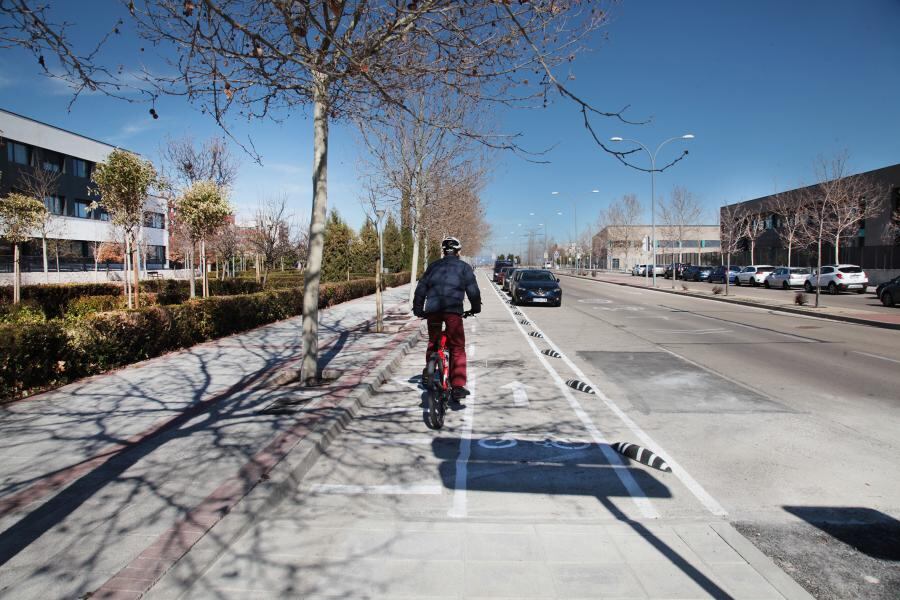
[44,195,64,215]
[90,206,110,221]
[35,150,65,173]
[70,200,90,219]
[143,211,165,229]
[72,158,88,178]
[612,258,620,269]
[7,141,29,165]
[147,245,166,263]
[701,240,721,248]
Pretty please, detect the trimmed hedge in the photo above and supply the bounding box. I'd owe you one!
[0,283,123,319]
[1,271,411,400]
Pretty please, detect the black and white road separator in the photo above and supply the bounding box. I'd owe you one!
[565,379,596,395]
[541,349,562,358]
[519,319,530,326]
[612,442,671,472]
[527,331,543,338]
[513,311,523,316]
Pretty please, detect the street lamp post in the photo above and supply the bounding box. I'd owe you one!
[610,134,694,287]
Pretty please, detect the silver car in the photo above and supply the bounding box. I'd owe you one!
[736,265,776,286]
[764,267,811,289]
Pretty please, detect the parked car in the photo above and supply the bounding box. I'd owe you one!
[512,270,562,307]
[735,265,776,286]
[764,267,811,289]
[508,269,527,297]
[875,275,900,301]
[804,264,868,294]
[632,264,647,276]
[502,267,519,292]
[496,266,512,287]
[649,265,666,276]
[709,265,742,284]
[664,263,691,279]
[493,259,514,282]
[543,261,553,269]
[879,278,900,307]
[691,266,715,282]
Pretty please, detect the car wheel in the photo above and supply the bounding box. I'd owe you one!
[882,292,895,307]
[764,280,770,289]
[782,281,789,290]
[828,282,838,295]
[804,281,813,292]
[734,278,741,286]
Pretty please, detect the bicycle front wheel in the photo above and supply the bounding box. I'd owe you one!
[425,357,445,430]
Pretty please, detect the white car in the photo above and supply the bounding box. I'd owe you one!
[735,265,776,286]
[804,264,868,294]
[632,264,647,276]
[764,267,811,289]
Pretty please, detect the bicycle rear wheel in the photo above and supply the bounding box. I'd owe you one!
[425,356,445,430]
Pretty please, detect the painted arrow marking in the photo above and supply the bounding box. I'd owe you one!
[501,381,533,407]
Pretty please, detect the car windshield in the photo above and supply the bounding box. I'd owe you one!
[791,268,811,274]
[522,271,555,281]
[839,266,862,273]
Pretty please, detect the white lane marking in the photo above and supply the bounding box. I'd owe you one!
[448,363,476,519]
[310,483,443,495]
[851,350,900,365]
[517,310,728,517]
[501,380,532,407]
[646,328,730,335]
[359,437,434,445]
[625,316,669,320]
[468,343,475,358]
[485,276,659,520]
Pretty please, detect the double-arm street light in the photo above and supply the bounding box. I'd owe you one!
[551,190,601,270]
[609,134,694,287]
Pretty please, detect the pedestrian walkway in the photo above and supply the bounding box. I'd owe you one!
[159,271,812,600]
[0,284,420,600]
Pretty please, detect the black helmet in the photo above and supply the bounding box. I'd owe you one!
[441,236,462,254]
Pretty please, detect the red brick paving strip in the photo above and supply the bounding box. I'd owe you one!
[92,322,417,599]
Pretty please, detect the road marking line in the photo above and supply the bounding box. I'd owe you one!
[448,363,476,519]
[518,308,729,517]
[484,275,659,520]
[851,351,900,365]
[310,483,443,495]
[359,437,433,445]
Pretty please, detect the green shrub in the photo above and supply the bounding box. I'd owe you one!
[0,283,124,319]
[1,273,413,400]
[0,321,70,399]
[0,302,46,325]
[65,295,125,320]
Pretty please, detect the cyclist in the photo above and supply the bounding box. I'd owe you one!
[413,236,482,400]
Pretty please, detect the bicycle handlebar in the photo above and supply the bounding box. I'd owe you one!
[462,310,477,318]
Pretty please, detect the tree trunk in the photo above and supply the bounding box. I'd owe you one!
[375,258,383,333]
[834,234,840,263]
[407,189,423,305]
[787,242,792,269]
[131,231,140,309]
[300,75,330,385]
[750,239,755,264]
[815,229,823,308]
[13,243,21,304]
[725,252,731,297]
[42,237,49,284]
[188,244,197,298]
[201,239,209,298]
[124,238,132,309]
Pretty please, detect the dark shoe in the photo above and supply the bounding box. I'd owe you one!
[451,386,470,400]
[422,367,430,387]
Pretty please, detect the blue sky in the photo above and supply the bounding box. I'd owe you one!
[1,1,898,256]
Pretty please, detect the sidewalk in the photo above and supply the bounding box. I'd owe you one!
[0,284,423,600]
[561,270,900,329]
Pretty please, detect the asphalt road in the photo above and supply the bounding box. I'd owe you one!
[539,274,900,598]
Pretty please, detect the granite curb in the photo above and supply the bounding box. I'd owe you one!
[558,272,900,330]
[142,319,427,600]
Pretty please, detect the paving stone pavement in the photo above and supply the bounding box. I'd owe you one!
[0,284,418,600]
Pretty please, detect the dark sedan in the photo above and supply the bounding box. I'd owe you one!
[512,270,562,307]
[879,278,900,307]
[682,265,714,282]
[664,263,691,279]
[709,265,742,284]
[876,275,900,301]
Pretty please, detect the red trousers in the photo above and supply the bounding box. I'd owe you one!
[426,312,468,388]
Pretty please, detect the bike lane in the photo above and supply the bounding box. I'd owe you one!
[179,271,809,599]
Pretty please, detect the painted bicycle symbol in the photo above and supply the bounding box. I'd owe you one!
[536,438,591,451]
[477,436,590,451]
[477,436,518,450]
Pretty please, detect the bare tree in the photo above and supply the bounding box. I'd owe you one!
[248,195,293,287]
[769,188,807,267]
[738,209,766,265]
[18,164,60,281]
[800,153,883,306]
[719,203,746,297]
[605,194,642,271]
[658,185,701,287]
[159,136,239,191]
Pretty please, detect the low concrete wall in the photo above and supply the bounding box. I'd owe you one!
[0,269,195,286]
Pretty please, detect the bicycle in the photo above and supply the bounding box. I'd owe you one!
[424,310,475,430]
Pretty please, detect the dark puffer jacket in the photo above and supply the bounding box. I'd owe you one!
[413,255,482,316]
